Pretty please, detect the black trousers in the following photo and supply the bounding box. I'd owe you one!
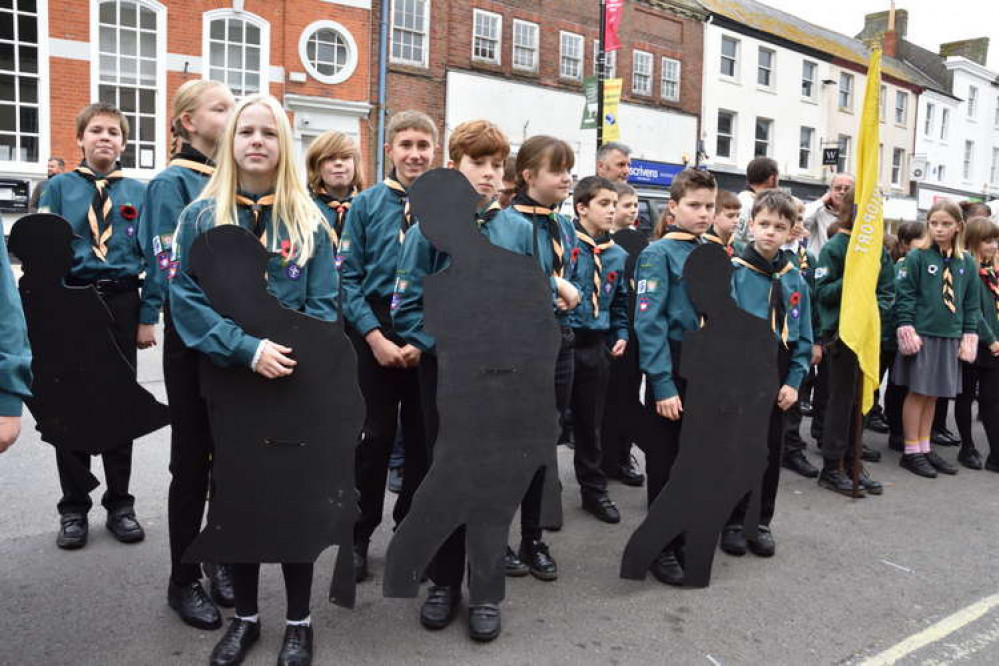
[822,341,860,464]
[163,304,217,585]
[783,401,807,455]
[643,341,684,509]
[232,562,313,621]
[347,322,427,545]
[956,359,999,457]
[519,326,574,542]
[56,288,138,515]
[934,398,951,431]
[601,328,642,473]
[728,404,785,528]
[570,331,611,499]
[809,354,830,442]
[881,348,906,437]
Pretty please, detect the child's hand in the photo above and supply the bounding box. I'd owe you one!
[656,396,683,421]
[555,278,580,311]
[776,385,798,411]
[0,415,22,453]
[959,333,979,363]
[897,326,922,356]
[989,341,999,356]
[253,340,296,379]
[365,329,406,368]
[811,344,823,366]
[400,344,422,368]
[610,339,627,358]
[136,323,157,349]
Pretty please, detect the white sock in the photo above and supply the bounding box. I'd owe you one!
[286,616,311,627]
[235,614,259,624]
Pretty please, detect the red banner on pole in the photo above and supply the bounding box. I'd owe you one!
[605,0,623,52]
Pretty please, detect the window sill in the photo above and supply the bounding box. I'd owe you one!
[559,75,583,84]
[512,65,539,76]
[471,57,501,67]
[801,97,818,105]
[839,108,854,115]
[389,61,432,78]
[719,76,741,86]
[756,86,777,95]
[894,123,907,129]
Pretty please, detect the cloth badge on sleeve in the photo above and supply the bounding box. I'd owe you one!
[928,264,939,275]
[390,292,402,311]
[637,279,647,294]
[791,307,800,320]
[897,267,907,279]
[638,297,651,312]
[160,234,173,249]
[286,263,302,281]
[156,251,170,271]
[168,260,179,280]
[646,280,659,292]
[126,225,135,237]
[815,267,829,279]
[339,239,351,252]
[152,235,162,254]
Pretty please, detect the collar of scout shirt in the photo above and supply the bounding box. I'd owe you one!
[512,192,565,278]
[383,171,413,244]
[74,162,125,262]
[733,243,795,347]
[314,186,358,247]
[234,190,277,242]
[662,225,700,243]
[703,226,733,256]
[169,143,216,176]
[574,219,616,318]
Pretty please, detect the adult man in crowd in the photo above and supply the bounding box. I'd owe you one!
[734,157,779,245]
[596,142,631,183]
[803,173,854,256]
[29,157,65,212]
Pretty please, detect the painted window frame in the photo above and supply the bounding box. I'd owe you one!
[838,72,854,112]
[298,20,359,85]
[592,40,616,79]
[799,126,813,170]
[716,109,735,160]
[390,0,429,68]
[0,0,50,172]
[891,147,904,186]
[471,8,501,65]
[720,35,738,79]
[632,49,652,96]
[559,31,583,81]
[801,60,816,99]
[661,56,680,102]
[512,19,538,73]
[894,90,907,126]
[756,46,774,88]
[754,116,773,157]
[202,9,270,97]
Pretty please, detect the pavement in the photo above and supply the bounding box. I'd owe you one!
[2,331,999,666]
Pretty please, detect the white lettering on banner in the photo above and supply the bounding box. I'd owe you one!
[631,166,660,179]
[852,197,882,254]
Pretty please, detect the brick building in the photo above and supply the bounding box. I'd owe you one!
[369,0,706,180]
[0,0,373,220]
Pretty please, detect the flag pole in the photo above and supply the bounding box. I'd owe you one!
[597,0,606,151]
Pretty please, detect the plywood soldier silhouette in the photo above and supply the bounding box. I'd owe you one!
[383,169,561,604]
[8,214,169,490]
[181,225,362,608]
[621,244,776,587]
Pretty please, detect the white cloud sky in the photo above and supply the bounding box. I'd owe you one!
[756,0,999,70]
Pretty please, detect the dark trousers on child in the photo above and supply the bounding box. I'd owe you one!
[881,348,906,437]
[601,329,643,473]
[164,303,218,585]
[810,356,830,442]
[347,303,428,546]
[642,341,684,509]
[956,360,999,458]
[55,287,138,516]
[232,562,313,621]
[570,330,611,500]
[822,341,861,465]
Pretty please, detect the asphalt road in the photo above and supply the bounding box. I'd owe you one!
[2,332,998,666]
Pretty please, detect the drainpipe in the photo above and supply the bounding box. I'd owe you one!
[376,0,390,181]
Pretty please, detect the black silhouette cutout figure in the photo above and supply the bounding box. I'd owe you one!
[181,225,362,608]
[8,214,168,491]
[621,243,776,587]
[383,169,561,604]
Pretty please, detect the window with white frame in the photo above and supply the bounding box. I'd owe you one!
[661,57,680,102]
[940,108,950,140]
[0,0,40,163]
[964,140,974,180]
[891,148,904,185]
[471,9,500,64]
[938,164,946,182]
[391,0,428,67]
[894,91,907,125]
[924,103,935,136]
[299,21,358,85]
[994,96,999,127]
[592,41,616,78]
[716,109,734,159]
[991,147,999,186]
[559,31,582,80]
[757,47,774,87]
[96,0,161,170]
[968,85,978,119]
[838,73,854,111]
[799,126,813,170]
[837,134,851,172]
[204,12,267,97]
[632,50,652,95]
[879,84,886,121]
[512,20,538,72]
[720,36,738,77]
[801,60,816,98]
[754,117,772,157]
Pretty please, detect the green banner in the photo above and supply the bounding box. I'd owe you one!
[580,76,598,129]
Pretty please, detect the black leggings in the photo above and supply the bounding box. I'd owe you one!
[232,562,313,621]
[956,359,999,457]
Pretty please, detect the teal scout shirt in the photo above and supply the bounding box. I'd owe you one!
[169,195,338,368]
[567,226,629,341]
[0,238,32,416]
[894,245,980,339]
[975,265,999,346]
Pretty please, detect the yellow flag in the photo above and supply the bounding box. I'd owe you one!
[840,48,883,414]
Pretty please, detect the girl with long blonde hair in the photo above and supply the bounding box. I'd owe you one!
[169,94,337,666]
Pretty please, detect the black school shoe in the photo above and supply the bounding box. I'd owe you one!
[817,468,866,498]
[582,494,621,524]
[468,604,501,642]
[799,400,814,417]
[209,618,260,666]
[931,427,961,447]
[504,546,529,577]
[106,507,145,543]
[747,526,775,557]
[925,450,958,475]
[167,579,221,630]
[900,453,937,478]
[204,563,235,608]
[719,525,747,556]
[958,446,983,470]
[277,624,313,666]
[56,513,88,550]
[860,445,881,463]
[649,548,684,586]
[782,451,819,478]
[519,539,558,581]
[617,455,646,486]
[420,585,461,630]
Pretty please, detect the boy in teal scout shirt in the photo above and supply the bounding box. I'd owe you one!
[337,110,436,582]
[305,130,363,249]
[566,176,629,526]
[391,119,534,643]
[720,190,812,559]
[633,167,717,586]
[0,235,31,454]
[39,103,152,550]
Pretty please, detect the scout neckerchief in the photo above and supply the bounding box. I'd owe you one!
[169,143,216,177]
[512,192,565,278]
[383,171,412,244]
[475,200,503,230]
[662,224,700,243]
[935,243,957,314]
[74,162,124,261]
[733,243,795,347]
[314,186,357,248]
[703,226,733,257]
[979,261,999,316]
[235,192,276,244]
[574,220,616,318]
